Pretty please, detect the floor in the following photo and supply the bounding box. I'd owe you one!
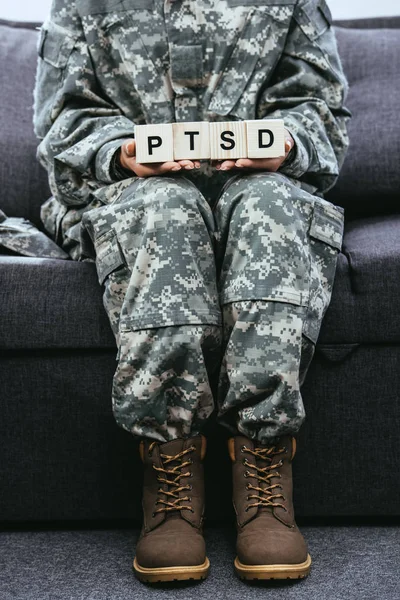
[1,525,399,600]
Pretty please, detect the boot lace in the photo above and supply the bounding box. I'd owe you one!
[241,443,287,512]
[150,443,195,516]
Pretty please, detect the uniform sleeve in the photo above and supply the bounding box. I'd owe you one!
[258,0,351,194]
[33,0,136,207]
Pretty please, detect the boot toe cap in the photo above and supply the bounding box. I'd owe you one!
[237,527,308,566]
[136,532,206,569]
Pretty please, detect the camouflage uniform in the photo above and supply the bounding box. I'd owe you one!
[33,0,350,443]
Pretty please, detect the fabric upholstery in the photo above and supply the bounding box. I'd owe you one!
[327,26,400,213]
[0,257,115,350]
[0,22,50,227]
[1,344,399,521]
[1,16,400,522]
[319,215,400,344]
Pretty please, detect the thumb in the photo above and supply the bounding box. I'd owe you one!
[124,139,136,157]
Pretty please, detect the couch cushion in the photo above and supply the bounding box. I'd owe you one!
[0,21,50,228]
[319,215,400,345]
[2,215,400,350]
[0,257,115,350]
[327,26,400,214]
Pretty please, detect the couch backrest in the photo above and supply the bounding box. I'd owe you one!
[0,17,399,226]
[327,21,400,215]
[0,21,50,228]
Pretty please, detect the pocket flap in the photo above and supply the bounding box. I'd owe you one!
[95,230,125,284]
[79,0,153,15]
[294,0,332,41]
[309,201,344,250]
[38,20,78,68]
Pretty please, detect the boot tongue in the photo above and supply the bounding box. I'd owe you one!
[160,439,186,457]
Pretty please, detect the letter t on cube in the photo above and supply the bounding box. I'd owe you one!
[246,119,285,159]
[135,123,174,163]
[173,122,210,160]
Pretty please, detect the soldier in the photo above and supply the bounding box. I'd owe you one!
[33,0,350,584]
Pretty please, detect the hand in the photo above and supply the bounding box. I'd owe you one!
[213,129,295,172]
[118,139,200,177]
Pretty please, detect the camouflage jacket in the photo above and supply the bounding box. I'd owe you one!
[33,0,350,253]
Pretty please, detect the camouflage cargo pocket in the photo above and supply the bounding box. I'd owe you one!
[93,229,126,285]
[303,198,344,344]
[34,20,78,138]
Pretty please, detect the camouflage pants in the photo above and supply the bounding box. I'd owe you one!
[82,171,344,444]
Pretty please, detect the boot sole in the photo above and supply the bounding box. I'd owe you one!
[133,557,210,583]
[234,553,312,580]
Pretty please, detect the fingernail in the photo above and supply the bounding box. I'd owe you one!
[184,165,194,170]
[171,166,181,171]
[220,166,228,171]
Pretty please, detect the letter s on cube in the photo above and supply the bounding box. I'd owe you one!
[246,119,285,159]
[135,124,174,163]
[209,121,247,160]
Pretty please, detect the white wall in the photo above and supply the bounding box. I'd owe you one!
[0,0,399,22]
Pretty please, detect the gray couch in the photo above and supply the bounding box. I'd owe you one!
[1,16,399,524]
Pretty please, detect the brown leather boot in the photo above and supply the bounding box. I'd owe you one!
[229,435,311,580]
[133,435,210,582]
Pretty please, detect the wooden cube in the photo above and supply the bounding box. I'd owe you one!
[245,119,285,159]
[135,123,174,164]
[209,121,247,161]
[173,122,210,160]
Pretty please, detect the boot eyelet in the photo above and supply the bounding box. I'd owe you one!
[283,446,287,454]
[279,460,284,467]
[189,472,194,478]
[244,471,250,478]
[152,512,156,518]
[188,484,193,491]
[246,495,250,501]
[246,484,250,490]
[245,507,249,512]
[242,458,247,466]
[188,497,192,502]
[240,445,247,453]
[188,458,193,465]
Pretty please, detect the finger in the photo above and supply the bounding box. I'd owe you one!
[123,139,136,157]
[177,159,195,170]
[130,159,182,177]
[285,139,293,155]
[219,160,237,171]
[235,158,254,168]
[235,158,283,171]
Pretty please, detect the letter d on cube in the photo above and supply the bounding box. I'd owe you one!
[246,119,285,159]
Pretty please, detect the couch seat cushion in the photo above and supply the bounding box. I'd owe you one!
[0,257,115,350]
[319,214,400,345]
[2,215,399,350]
